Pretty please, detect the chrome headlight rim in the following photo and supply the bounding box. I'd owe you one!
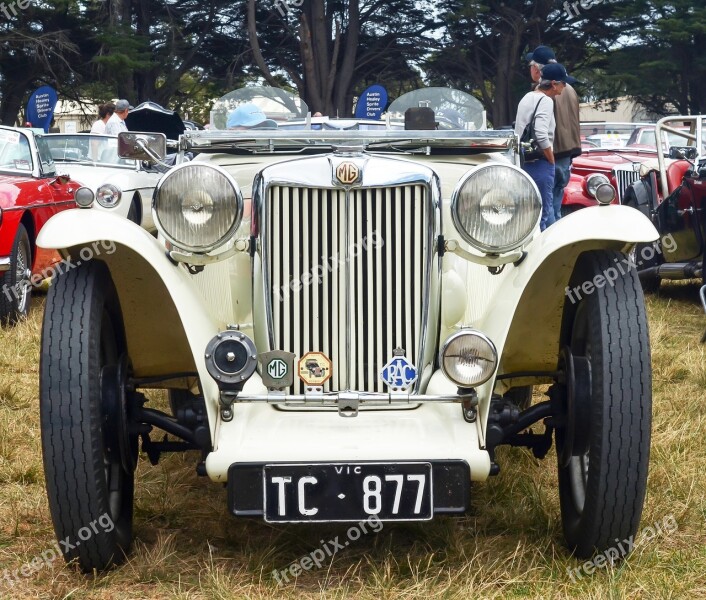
[585,173,611,199]
[440,329,498,388]
[450,163,541,254]
[152,162,244,254]
[96,183,122,208]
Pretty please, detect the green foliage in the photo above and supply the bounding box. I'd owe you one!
[0,0,703,124]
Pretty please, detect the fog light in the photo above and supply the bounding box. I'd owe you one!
[75,186,94,208]
[440,330,498,387]
[205,330,257,389]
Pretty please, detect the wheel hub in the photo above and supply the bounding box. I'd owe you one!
[556,346,592,468]
[101,354,138,473]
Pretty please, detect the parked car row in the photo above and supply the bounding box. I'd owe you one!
[563,116,705,305]
[0,102,188,322]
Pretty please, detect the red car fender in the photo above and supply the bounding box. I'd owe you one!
[562,173,598,209]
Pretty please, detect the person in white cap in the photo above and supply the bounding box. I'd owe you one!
[105,99,132,136]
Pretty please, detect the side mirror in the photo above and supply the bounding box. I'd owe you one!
[118,131,167,162]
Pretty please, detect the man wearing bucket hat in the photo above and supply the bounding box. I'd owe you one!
[515,61,576,230]
[227,103,278,129]
[526,45,582,222]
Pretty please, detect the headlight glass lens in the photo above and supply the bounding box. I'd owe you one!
[594,182,616,205]
[440,330,498,387]
[96,184,121,208]
[586,173,611,199]
[451,165,541,253]
[154,163,243,252]
[75,186,95,208]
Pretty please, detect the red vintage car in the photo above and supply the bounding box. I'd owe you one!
[562,123,695,215]
[0,126,79,323]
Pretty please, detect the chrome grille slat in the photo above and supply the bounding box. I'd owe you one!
[613,167,641,203]
[266,184,428,393]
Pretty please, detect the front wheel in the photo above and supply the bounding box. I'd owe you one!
[556,250,651,558]
[40,260,136,571]
[0,223,32,324]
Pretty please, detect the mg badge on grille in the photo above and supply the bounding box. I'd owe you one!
[335,161,360,185]
[260,350,296,390]
[298,352,332,386]
[381,349,418,389]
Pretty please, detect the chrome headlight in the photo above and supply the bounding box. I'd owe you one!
[451,164,541,253]
[96,184,121,208]
[153,163,244,253]
[586,174,616,205]
[440,330,498,387]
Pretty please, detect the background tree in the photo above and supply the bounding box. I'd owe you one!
[0,0,81,124]
[246,0,436,116]
[425,0,633,127]
[593,0,706,115]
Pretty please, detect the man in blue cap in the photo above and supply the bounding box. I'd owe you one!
[227,103,278,129]
[526,46,581,222]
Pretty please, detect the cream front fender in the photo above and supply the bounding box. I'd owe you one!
[37,210,222,434]
[472,205,658,429]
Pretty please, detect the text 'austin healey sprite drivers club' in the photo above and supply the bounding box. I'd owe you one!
[36,87,658,571]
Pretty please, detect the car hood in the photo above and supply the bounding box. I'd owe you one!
[572,149,663,174]
[52,164,136,191]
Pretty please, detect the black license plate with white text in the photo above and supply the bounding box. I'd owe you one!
[263,462,433,522]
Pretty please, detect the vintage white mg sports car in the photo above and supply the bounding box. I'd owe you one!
[37,88,659,571]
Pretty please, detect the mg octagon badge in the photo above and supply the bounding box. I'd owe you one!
[335,161,361,185]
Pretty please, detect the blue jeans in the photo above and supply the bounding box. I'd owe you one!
[523,159,556,231]
[553,156,571,221]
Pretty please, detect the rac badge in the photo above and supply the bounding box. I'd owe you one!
[335,161,360,185]
[298,352,332,386]
[381,349,418,389]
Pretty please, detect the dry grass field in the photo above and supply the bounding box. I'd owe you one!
[1,285,705,599]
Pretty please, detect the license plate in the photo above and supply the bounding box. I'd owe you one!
[263,462,433,522]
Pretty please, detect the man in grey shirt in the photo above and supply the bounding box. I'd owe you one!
[526,46,582,220]
[515,63,576,230]
[105,99,132,136]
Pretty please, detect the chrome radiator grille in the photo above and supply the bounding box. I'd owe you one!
[265,184,430,393]
[613,167,641,202]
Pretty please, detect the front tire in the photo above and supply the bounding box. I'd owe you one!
[556,250,651,558]
[40,260,135,571]
[0,223,32,324]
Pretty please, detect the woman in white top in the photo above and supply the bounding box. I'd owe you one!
[514,63,576,230]
[90,103,115,134]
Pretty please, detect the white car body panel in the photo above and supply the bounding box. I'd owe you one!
[56,164,159,230]
[38,202,658,477]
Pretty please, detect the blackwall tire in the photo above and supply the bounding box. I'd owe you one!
[632,243,662,294]
[0,223,32,324]
[40,260,135,572]
[557,250,651,559]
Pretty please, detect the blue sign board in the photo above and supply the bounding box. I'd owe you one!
[354,85,388,120]
[26,86,58,133]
